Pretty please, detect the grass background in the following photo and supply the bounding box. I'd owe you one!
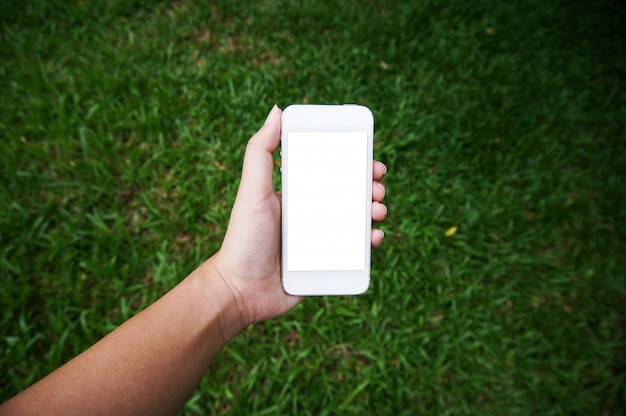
[1,0,625,414]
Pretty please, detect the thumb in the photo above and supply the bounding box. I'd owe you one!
[238,105,282,198]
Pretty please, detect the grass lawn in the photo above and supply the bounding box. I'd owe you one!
[1,0,625,414]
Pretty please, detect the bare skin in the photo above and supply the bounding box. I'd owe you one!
[0,105,387,416]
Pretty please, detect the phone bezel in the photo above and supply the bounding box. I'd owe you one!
[280,104,374,296]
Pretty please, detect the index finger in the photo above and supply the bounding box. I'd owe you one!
[373,161,387,181]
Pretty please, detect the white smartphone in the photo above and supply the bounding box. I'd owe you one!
[281,104,374,295]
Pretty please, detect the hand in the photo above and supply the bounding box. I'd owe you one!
[211,105,387,326]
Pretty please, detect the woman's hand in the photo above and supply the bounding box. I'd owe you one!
[210,105,388,326]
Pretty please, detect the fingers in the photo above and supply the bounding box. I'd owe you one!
[372,160,386,202]
[372,161,387,247]
[238,106,282,197]
[372,201,387,222]
[373,161,387,181]
[248,105,281,152]
[373,181,385,202]
[371,229,384,248]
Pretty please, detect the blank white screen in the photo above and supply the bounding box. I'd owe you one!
[286,132,367,271]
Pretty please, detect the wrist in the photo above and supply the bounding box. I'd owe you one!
[194,256,250,341]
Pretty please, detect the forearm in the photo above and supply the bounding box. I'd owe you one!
[0,257,244,416]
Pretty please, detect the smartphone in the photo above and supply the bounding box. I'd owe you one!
[281,104,374,295]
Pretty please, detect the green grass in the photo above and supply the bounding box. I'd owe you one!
[1,0,625,414]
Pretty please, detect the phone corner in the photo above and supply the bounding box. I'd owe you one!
[281,104,299,117]
[344,103,374,120]
[350,277,371,296]
[360,281,372,295]
[280,277,297,296]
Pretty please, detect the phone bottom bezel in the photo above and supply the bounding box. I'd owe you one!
[282,270,370,296]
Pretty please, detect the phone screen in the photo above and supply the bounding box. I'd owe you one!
[286,131,368,271]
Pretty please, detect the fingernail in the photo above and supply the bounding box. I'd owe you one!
[264,104,279,126]
[382,163,387,174]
